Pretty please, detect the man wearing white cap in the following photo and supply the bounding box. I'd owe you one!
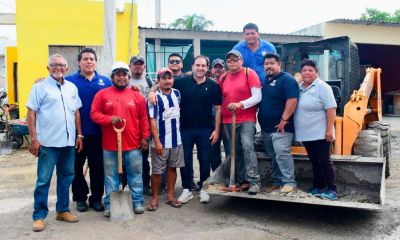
[91,62,150,216]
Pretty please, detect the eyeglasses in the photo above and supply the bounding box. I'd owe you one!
[50,63,67,68]
[226,58,241,63]
[169,60,181,64]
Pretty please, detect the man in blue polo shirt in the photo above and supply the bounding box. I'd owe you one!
[66,48,112,212]
[233,23,277,84]
[258,53,299,194]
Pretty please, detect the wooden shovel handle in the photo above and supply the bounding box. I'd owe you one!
[113,120,126,175]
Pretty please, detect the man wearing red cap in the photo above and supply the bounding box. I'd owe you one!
[91,62,150,216]
[147,68,184,211]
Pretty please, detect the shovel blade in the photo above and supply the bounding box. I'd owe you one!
[110,191,134,222]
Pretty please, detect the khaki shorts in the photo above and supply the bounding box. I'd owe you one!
[151,144,184,175]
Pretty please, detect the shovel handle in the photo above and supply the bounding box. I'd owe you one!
[229,111,236,189]
[113,120,126,175]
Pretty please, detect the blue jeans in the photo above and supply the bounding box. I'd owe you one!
[262,131,296,186]
[103,149,143,210]
[224,122,260,186]
[180,127,212,190]
[33,146,75,220]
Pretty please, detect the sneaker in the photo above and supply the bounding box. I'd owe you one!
[178,189,194,203]
[266,185,280,193]
[306,187,323,196]
[199,189,210,203]
[133,205,145,214]
[32,219,45,232]
[248,185,261,195]
[89,201,104,212]
[280,185,295,194]
[320,190,338,201]
[76,201,88,212]
[103,209,110,217]
[56,212,79,223]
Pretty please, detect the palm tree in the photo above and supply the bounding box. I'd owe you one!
[169,14,213,31]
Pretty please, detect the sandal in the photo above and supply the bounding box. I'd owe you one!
[166,200,182,208]
[146,202,158,211]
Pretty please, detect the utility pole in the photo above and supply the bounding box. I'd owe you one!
[100,0,116,75]
[155,0,161,28]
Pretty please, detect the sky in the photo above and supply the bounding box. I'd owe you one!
[0,0,400,40]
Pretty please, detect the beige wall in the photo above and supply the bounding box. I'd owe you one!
[323,23,400,45]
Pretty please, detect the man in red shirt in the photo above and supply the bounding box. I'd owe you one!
[219,50,262,195]
[91,62,150,216]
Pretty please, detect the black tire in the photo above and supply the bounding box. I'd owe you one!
[353,130,383,158]
[9,134,23,149]
[367,121,391,177]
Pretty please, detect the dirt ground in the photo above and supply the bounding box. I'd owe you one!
[1,117,400,240]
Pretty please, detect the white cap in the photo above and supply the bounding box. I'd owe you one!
[111,61,130,76]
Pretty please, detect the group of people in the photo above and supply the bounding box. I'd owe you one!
[27,23,338,233]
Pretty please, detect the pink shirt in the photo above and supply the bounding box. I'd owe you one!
[219,67,261,124]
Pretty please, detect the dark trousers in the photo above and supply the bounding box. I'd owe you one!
[302,139,337,192]
[181,127,212,190]
[208,129,230,171]
[72,136,104,203]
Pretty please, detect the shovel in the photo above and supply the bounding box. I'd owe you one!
[220,111,240,192]
[110,119,135,222]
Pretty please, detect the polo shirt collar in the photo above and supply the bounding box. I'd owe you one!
[300,77,320,91]
[78,70,99,81]
[48,75,65,86]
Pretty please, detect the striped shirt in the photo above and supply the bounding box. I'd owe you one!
[148,89,181,148]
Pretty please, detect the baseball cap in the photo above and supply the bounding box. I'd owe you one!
[225,50,243,59]
[157,68,173,78]
[111,61,130,76]
[212,58,225,67]
[129,55,145,64]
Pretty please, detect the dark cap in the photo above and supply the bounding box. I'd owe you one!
[212,58,225,67]
[225,50,242,59]
[129,55,145,64]
[157,68,173,78]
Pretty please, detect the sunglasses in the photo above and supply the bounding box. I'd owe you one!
[169,60,181,64]
[226,58,241,63]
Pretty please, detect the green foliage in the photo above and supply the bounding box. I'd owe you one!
[169,14,213,31]
[360,8,400,22]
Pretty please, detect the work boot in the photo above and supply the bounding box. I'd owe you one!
[32,219,45,232]
[103,209,110,217]
[280,185,295,194]
[89,201,104,212]
[56,212,79,223]
[133,204,145,214]
[248,185,261,195]
[76,201,88,212]
[266,185,280,193]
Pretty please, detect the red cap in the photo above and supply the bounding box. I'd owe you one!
[157,68,173,78]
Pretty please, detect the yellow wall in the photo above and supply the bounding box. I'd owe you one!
[323,23,400,45]
[15,0,138,117]
[6,46,17,104]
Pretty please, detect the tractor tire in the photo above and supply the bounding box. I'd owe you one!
[254,132,265,153]
[368,121,391,177]
[353,130,383,158]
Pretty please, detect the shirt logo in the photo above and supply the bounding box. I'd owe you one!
[262,50,267,56]
[98,79,105,86]
[128,100,135,106]
[270,80,276,86]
